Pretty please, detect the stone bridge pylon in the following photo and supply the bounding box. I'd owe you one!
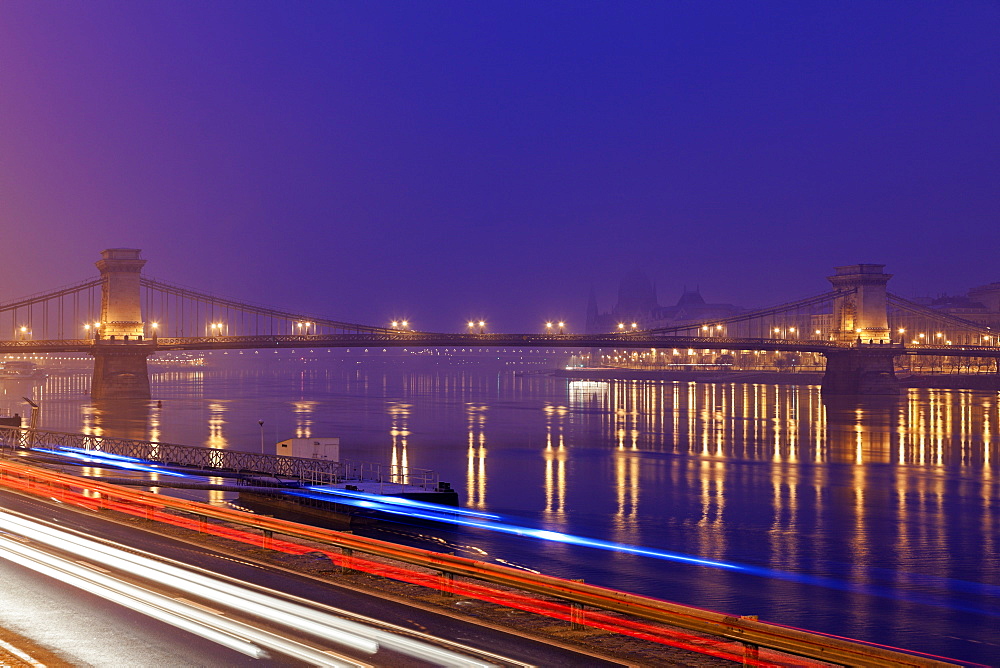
[91,248,154,400]
[822,264,899,396]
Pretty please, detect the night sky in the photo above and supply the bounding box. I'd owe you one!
[1,2,997,331]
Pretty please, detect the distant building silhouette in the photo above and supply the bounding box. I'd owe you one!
[586,271,742,333]
[924,281,1000,329]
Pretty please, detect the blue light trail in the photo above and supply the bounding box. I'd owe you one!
[36,449,997,615]
[33,448,188,478]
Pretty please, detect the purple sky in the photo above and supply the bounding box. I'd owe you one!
[1,2,997,331]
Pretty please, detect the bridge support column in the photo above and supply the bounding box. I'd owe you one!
[821,348,900,396]
[828,264,892,344]
[96,248,147,340]
[91,345,154,400]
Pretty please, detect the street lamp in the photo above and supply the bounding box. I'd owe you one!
[617,323,625,332]
[478,320,486,334]
[150,322,159,341]
[557,321,565,335]
[258,420,265,455]
[630,322,638,332]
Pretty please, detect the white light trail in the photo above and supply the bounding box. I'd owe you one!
[0,510,499,668]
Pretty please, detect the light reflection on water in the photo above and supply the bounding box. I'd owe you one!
[4,367,999,664]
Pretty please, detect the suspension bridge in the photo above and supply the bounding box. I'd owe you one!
[1,249,997,399]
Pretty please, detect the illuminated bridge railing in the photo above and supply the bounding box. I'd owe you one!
[152,332,848,352]
[0,427,439,491]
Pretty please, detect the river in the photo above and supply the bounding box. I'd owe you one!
[5,354,998,665]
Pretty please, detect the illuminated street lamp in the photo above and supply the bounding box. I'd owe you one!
[557,321,565,335]
[400,320,409,330]
[630,322,638,332]
[17,326,29,341]
[150,322,159,341]
[617,323,625,332]
[545,322,553,334]
[478,320,486,334]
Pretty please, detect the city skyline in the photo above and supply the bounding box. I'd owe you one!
[1,2,997,331]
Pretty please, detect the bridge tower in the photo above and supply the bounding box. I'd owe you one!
[828,264,892,344]
[822,264,899,396]
[91,249,153,400]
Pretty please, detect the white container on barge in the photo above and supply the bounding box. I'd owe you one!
[276,437,340,460]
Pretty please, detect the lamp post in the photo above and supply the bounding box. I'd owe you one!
[258,420,265,455]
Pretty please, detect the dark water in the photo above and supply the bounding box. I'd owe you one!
[9,361,1000,665]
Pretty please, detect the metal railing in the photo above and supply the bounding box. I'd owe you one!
[0,427,439,491]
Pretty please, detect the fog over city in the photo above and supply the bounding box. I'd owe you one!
[2,2,997,330]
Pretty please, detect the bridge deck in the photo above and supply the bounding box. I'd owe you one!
[0,334,997,357]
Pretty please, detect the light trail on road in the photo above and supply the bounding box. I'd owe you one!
[0,509,501,667]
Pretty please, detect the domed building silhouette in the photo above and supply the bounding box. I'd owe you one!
[586,271,742,333]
